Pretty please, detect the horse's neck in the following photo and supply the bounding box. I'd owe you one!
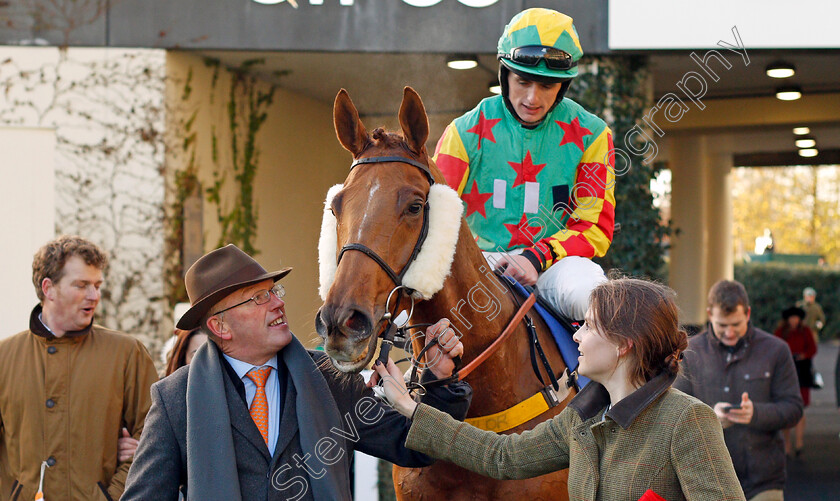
[414,221,522,367]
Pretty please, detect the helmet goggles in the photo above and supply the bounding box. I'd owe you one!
[500,45,577,71]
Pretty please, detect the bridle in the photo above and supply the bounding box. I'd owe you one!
[335,154,443,380]
[335,153,575,401]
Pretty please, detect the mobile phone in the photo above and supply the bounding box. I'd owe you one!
[723,404,741,412]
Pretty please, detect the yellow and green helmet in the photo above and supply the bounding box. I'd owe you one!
[497,8,583,80]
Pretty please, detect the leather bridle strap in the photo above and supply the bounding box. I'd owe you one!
[338,154,432,289]
[458,293,537,381]
[337,244,402,286]
[351,155,435,185]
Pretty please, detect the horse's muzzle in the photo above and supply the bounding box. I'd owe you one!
[316,303,374,345]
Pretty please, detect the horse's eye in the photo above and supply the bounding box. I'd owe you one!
[407,203,423,215]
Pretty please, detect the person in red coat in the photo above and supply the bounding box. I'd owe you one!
[774,306,818,457]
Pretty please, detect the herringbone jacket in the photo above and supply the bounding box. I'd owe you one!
[406,372,745,501]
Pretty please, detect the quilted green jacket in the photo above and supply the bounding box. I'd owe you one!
[406,372,745,501]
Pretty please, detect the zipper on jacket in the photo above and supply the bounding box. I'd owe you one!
[97,482,114,501]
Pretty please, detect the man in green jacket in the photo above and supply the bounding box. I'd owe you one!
[0,235,158,500]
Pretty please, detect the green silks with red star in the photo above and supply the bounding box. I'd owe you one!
[433,95,616,271]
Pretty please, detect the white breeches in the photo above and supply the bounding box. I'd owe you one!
[483,251,606,320]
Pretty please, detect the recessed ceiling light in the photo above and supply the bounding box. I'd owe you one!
[447,54,478,70]
[776,86,802,101]
[765,62,795,79]
[795,137,816,149]
[489,81,501,94]
[793,127,810,135]
[798,148,819,158]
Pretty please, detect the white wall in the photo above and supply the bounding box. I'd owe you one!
[0,126,55,337]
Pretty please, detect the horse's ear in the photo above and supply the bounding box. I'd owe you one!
[399,86,429,155]
[334,88,369,156]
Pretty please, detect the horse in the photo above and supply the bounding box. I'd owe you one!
[315,86,575,500]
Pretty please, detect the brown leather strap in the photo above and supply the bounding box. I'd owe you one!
[458,293,537,381]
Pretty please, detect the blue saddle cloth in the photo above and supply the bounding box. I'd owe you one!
[504,277,590,388]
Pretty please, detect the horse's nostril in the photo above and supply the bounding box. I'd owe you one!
[344,310,370,333]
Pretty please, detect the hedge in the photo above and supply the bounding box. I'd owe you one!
[734,263,839,340]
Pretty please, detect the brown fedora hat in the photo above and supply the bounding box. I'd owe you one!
[177,244,291,330]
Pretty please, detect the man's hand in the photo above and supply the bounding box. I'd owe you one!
[422,318,464,379]
[494,254,539,286]
[118,428,139,462]
[724,392,754,425]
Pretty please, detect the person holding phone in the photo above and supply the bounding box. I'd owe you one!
[675,280,803,501]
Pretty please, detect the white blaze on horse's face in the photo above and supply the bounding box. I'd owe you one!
[355,179,380,241]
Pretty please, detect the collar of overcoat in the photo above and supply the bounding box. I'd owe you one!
[568,371,677,429]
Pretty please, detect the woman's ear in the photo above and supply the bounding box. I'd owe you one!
[618,339,634,357]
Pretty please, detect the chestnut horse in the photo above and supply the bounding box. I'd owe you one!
[315,87,574,500]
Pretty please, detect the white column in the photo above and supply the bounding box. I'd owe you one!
[0,127,56,337]
[668,136,709,325]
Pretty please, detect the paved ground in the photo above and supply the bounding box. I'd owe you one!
[783,341,839,501]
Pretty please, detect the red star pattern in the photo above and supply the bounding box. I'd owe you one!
[461,180,493,218]
[556,117,593,152]
[507,151,547,188]
[505,213,543,248]
[466,111,502,150]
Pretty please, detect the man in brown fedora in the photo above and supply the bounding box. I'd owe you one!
[123,244,471,501]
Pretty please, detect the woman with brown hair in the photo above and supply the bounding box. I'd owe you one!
[165,328,208,376]
[372,278,745,501]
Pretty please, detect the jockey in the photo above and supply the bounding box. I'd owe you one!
[433,8,616,321]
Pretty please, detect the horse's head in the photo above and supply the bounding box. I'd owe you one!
[315,87,463,372]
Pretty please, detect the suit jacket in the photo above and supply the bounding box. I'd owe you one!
[123,347,471,501]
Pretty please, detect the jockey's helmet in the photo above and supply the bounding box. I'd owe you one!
[496,8,583,125]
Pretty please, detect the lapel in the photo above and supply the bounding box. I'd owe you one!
[270,372,300,469]
[222,360,272,463]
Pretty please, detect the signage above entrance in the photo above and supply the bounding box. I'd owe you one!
[0,0,609,54]
[253,0,500,6]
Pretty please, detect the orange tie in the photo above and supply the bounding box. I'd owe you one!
[245,366,272,445]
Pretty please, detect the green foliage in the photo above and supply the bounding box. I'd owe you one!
[735,262,839,340]
[567,56,671,279]
[206,57,278,256]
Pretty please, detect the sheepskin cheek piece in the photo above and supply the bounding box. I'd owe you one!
[318,183,464,301]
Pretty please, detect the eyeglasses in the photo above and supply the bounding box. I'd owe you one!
[211,284,285,316]
[501,45,577,71]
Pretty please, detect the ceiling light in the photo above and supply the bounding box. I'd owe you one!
[795,137,816,149]
[793,127,810,135]
[765,62,795,79]
[798,148,818,158]
[775,86,802,101]
[446,54,478,70]
[489,81,501,94]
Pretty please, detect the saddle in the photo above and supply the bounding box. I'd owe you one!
[502,276,590,388]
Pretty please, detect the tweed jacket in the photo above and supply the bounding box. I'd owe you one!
[674,326,802,499]
[123,346,472,501]
[406,372,745,501]
[0,305,158,501]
